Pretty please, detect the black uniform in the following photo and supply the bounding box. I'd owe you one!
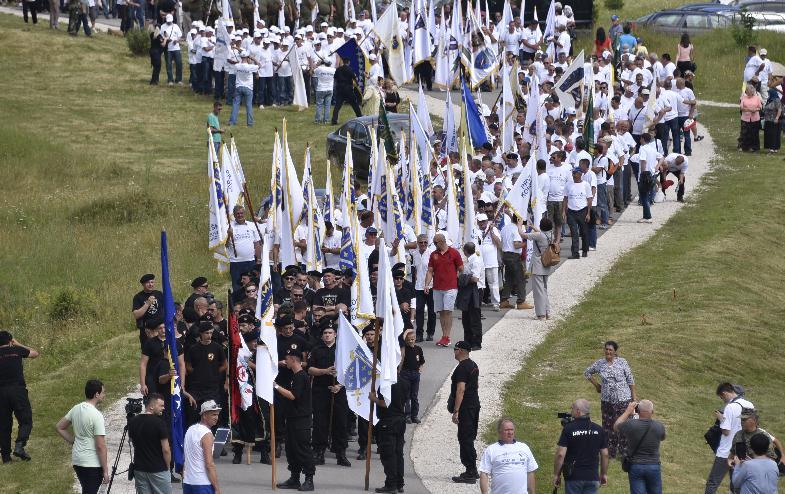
[284,369,316,478]
[307,343,349,457]
[331,64,362,124]
[132,289,164,347]
[274,334,309,444]
[448,358,480,476]
[0,345,33,462]
[184,341,226,427]
[377,379,410,491]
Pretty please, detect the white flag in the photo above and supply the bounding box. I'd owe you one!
[374,5,407,86]
[412,0,431,67]
[444,150,461,245]
[443,90,458,154]
[553,51,585,112]
[460,137,476,245]
[417,83,434,135]
[502,154,534,222]
[500,61,515,153]
[279,122,304,269]
[208,132,229,252]
[336,313,378,424]
[255,239,278,404]
[286,45,309,110]
[433,14,452,90]
[375,247,404,403]
[220,143,243,218]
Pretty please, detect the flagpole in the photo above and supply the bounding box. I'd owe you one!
[270,403,277,489]
[227,289,234,448]
[364,317,382,491]
[327,376,336,452]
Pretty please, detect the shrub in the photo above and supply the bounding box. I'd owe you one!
[604,0,624,12]
[731,9,756,47]
[49,287,97,321]
[126,28,150,57]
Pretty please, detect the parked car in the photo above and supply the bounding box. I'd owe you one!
[326,113,409,179]
[675,2,740,12]
[635,9,732,33]
[730,0,785,11]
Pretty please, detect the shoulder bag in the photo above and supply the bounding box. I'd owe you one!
[537,233,561,268]
[622,420,652,473]
[704,397,740,452]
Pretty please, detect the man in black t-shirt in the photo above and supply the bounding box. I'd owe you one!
[183,323,227,427]
[448,341,480,484]
[140,318,166,396]
[0,331,39,463]
[553,398,609,492]
[128,393,171,491]
[393,270,415,330]
[313,269,350,317]
[274,349,316,491]
[132,273,165,349]
[371,372,410,493]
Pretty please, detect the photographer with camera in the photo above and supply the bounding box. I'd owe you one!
[128,392,172,494]
[613,400,666,494]
[553,399,609,494]
[0,330,38,464]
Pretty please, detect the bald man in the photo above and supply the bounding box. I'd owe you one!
[553,399,609,493]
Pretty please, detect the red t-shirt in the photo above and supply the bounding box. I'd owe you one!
[428,247,463,291]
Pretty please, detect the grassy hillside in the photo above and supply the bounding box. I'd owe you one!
[497,106,785,492]
[0,14,335,492]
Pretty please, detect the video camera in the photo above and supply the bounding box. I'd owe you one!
[557,412,574,427]
[125,397,143,420]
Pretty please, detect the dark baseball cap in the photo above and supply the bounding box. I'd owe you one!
[454,340,472,352]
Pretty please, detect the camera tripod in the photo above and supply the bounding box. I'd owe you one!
[106,422,133,494]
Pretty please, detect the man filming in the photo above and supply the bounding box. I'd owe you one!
[0,330,39,463]
[128,392,172,494]
[553,398,609,493]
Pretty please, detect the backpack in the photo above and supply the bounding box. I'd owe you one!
[538,233,561,267]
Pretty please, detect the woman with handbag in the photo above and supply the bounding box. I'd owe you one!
[584,341,638,459]
[522,218,556,321]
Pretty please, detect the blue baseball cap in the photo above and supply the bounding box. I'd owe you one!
[572,167,582,174]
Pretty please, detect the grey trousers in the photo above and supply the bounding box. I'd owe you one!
[531,274,550,317]
[705,456,734,494]
[134,470,172,494]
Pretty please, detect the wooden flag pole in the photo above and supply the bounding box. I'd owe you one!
[270,403,277,490]
[364,318,382,491]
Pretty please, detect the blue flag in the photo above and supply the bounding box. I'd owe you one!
[335,38,366,94]
[461,79,489,149]
[160,231,185,470]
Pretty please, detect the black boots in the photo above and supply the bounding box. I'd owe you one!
[313,449,325,465]
[276,475,301,489]
[336,451,352,467]
[13,442,30,462]
[298,475,314,491]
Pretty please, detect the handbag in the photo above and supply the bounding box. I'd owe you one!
[622,421,652,473]
[537,233,561,268]
[705,397,740,452]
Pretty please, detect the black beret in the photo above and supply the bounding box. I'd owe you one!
[139,273,155,283]
[238,314,256,325]
[198,321,214,333]
[454,340,472,351]
[391,262,406,272]
[275,315,294,326]
[284,265,301,274]
[191,276,208,288]
[285,348,302,358]
[307,270,324,279]
[144,317,164,330]
[392,270,405,278]
[242,331,258,343]
[362,325,376,335]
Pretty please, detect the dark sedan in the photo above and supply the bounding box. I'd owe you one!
[635,9,732,33]
[326,113,409,179]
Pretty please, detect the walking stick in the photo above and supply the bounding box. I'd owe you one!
[364,318,382,491]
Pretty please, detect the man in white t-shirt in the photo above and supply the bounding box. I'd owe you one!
[479,418,538,494]
[227,205,261,291]
[499,215,532,310]
[476,214,501,310]
[546,150,571,244]
[412,234,436,342]
[562,168,592,258]
[637,133,661,223]
[705,383,755,494]
[161,14,183,85]
[183,400,222,494]
[320,221,342,269]
[659,153,688,203]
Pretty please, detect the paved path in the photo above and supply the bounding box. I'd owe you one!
[0,5,121,32]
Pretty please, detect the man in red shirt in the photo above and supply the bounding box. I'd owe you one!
[424,234,464,347]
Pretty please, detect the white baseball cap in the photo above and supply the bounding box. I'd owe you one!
[476,213,489,222]
[200,400,222,414]
[165,13,173,22]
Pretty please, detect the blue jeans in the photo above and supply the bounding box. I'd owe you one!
[314,90,332,123]
[587,206,598,248]
[629,463,662,494]
[165,50,182,83]
[276,76,292,105]
[225,73,235,104]
[678,116,692,155]
[399,369,421,420]
[229,86,254,126]
[257,77,273,106]
[639,172,653,219]
[130,4,143,28]
[565,480,600,494]
[230,260,257,292]
[596,183,609,225]
[658,118,681,154]
[183,484,215,494]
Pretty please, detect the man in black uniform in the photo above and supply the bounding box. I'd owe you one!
[370,370,410,493]
[132,273,165,349]
[448,340,481,484]
[307,319,351,467]
[356,324,378,460]
[553,398,609,491]
[313,268,350,319]
[0,331,39,463]
[183,322,227,427]
[274,315,309,458]
[330,56,363,125]
[184,276,211,310]
[274,349,316,491]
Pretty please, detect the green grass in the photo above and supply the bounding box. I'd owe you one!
[0,14,345,492]
[496,105,785,492]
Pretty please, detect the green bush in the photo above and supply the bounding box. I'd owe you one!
[126,28,150,57]
[604,0,624,12]
[49,287,97,321]
[731,8,756,47]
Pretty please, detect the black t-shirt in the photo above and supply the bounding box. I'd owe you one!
[307,343,336,388]
[128,413,169,473]
[274,287,292,305]
[557,416,608,481]
[0,346,30,387]
[132,290,165,329]
[334,65,357,93]
[450,358,480,410]
[401,345,425,372]
[286,369,312,420]
[395,287,415,329]
[142,338,166,390]
[313,287,350,308]
[184,292,201,310]
[275,333,309,384]
[184,342,226,396]
[377,378,409,422]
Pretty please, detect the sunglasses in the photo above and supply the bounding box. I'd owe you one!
[394,277,404,280]
[200,284,209,288]
[246,288,257,293]
[284,276,295,281]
